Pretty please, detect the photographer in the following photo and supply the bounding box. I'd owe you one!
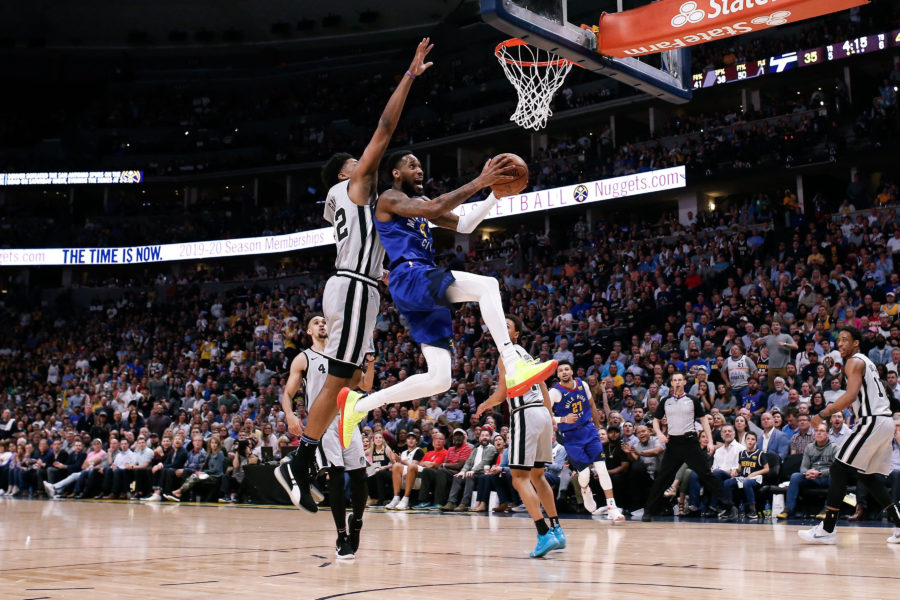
[223,433,259,503]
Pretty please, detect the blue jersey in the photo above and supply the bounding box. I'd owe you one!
[373,198,454,348]
[373,206,435,267]
[552,378,593,433]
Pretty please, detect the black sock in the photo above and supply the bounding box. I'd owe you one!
[348,469,368,518]
[823,509,839,533]
[290,437,319,480]
[548,516,560,529]
[328,467,347,532]
[534,519,549,535]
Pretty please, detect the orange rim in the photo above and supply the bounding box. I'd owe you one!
[495,38,577,68]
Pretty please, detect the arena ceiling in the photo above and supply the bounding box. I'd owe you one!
[0,0,482,48]
[0,0,644,49]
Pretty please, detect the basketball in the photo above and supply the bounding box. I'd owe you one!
[491,153,529,197]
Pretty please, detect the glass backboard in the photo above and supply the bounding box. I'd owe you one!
[481,0,693,103]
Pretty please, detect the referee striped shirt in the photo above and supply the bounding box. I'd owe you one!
[655,393,706,436]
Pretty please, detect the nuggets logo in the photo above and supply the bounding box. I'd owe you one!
[119,170,143,183]
[574,184,588,203]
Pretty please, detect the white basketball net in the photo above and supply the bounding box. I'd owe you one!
[495,41,574,131]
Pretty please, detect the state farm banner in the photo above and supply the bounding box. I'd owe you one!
[593,0,868,57]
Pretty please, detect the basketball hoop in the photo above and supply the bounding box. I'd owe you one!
[494,38,576,131]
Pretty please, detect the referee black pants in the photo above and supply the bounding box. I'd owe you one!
[644,435,731,515]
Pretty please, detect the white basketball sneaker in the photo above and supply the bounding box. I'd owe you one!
[888,528,900,544]
[797,522,837,545]
[581,487,597,513]
[606,506,626,521]
[395,496,409,511]
[385,496,401,510]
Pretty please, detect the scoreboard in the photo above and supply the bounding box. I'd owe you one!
[692,29,900,90]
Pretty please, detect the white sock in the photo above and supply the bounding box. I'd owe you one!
[354,345,452,413]
[445,271,518,372]
[607,498,617,508]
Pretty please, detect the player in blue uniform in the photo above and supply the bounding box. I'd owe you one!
[336,152,559,448]
[550,361,624,521]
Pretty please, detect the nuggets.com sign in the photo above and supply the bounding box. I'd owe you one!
[591,0,868,57]
[0,167,684,266]
[453,165,686,223]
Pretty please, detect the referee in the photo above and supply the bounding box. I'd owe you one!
[641,372,739,522]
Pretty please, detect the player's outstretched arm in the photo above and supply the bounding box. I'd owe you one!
[281,353,307,436]
[380,156,516,223]
[348,38,433,207]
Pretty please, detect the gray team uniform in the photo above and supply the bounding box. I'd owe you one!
[835,353,896,475]
[302,348,366,471]
[321,179,385,371]
[507,345,553,469]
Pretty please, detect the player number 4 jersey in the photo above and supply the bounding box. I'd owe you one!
[301,348,329,413]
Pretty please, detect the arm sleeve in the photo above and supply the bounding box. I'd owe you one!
[455,193,500,234]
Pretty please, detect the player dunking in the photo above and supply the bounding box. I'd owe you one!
[275,39,433,512]
[476,316,565,557]
[336,152,557,446]
[277,314,375,559]
[799,326,900,545]
[549,361,624,521]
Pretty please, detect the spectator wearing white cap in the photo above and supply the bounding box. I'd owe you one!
[767,377,790,412]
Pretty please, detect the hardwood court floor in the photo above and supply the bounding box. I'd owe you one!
[1,498,898,600]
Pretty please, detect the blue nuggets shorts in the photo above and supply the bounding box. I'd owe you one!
[389,261,455,349]
[558,424,604,472]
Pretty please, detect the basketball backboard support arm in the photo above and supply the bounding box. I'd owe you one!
[482,0,692,103]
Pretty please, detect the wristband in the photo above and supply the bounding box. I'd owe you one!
[818,409,829,420]
[406,70,417,79]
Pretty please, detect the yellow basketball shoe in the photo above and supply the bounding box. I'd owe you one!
[506,358,558,397]
[337,388,366,449]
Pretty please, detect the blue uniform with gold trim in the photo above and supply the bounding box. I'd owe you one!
[374,201,455,348]
[552,377,604,471]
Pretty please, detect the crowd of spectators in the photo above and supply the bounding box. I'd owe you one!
[2,165,900,517]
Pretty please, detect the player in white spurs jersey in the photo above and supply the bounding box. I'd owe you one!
[475,316,564,558]
[276,39,434,513]
[275,314,375,559]
[799,326,900,545]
